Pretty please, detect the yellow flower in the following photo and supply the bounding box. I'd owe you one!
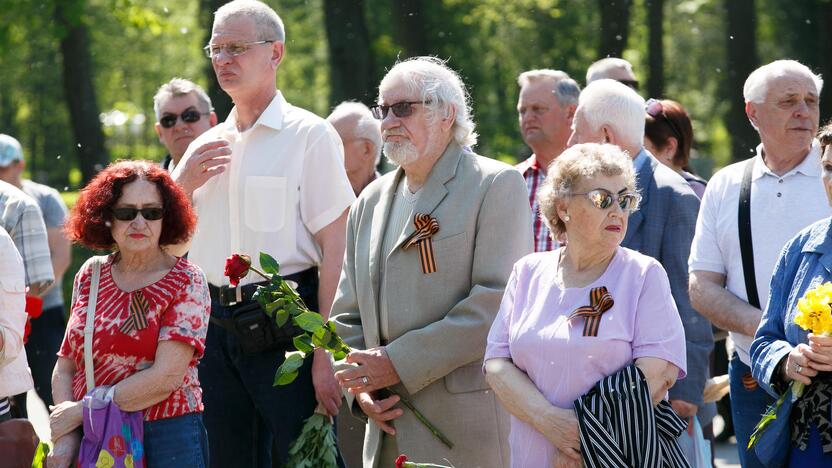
[795,282,832,334]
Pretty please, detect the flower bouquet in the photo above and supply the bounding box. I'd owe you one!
[748,281,832,449]
[224,253,453,467]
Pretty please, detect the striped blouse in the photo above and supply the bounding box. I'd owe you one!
[58,255,210,421]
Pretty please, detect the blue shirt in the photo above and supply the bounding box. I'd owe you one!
[751,216,832,397]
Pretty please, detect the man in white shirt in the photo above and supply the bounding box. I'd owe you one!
[689,59,827,467]
[171,1,354,466]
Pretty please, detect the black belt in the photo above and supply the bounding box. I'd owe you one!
[208,267,318,307]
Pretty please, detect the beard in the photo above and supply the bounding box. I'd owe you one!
[383,139,420,166]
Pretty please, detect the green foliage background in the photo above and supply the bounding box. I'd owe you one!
[2,0,830,304]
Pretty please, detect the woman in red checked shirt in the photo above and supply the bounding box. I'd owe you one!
[48,161,210,468]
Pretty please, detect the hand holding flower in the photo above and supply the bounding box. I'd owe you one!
[335,347,401,394]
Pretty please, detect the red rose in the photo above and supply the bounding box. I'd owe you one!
[395,455,408,468]
[224,254,252,287]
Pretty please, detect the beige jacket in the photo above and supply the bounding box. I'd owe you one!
[0,227,33,398]
[333,143,533,467]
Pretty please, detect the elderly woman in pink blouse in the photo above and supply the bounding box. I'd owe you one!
[484,143,688,467]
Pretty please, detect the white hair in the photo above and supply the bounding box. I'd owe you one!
[576,79,645,149]
[153,78,213,120]
[743,59,824,103]
[214,0,285,42]
[379,56,477,147]
[586,57,635,83]
[517,69,581,107]
[327,101,382,165]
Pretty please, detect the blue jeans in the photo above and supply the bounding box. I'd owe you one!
[200,278,342,468]
[144,412,209,467]
[729,352,775,468]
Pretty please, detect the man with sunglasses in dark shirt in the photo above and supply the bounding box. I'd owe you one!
[153,78,217,172]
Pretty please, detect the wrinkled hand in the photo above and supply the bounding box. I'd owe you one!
[552,449,582,468]
[47,432,81,468]
[171,139,231,196]
[355,391,402,436]
[312,348,342,416]
[538,407,581,462]
[335,347,400,394]
[48,400,83,440]
[785,343,822,385]
[670,399,698,418]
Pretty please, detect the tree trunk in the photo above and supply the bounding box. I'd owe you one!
[723,0,759,162]
[323,0,375,107]
[646,0,664,98]
[816,2,832,122]
[391,0,431,57]
[199,0,233,122]
[54,0,109,183]
[598,0,632,59]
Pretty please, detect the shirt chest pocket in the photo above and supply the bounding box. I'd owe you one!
[245,176,288,232]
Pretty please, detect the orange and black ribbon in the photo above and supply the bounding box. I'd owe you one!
[402,213,440,274]
[120,290,150,334]
[568,287,614,336]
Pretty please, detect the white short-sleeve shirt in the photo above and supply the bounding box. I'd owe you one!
[180,91,356,285]
[689,141,830,365]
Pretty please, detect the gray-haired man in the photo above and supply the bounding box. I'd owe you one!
[327,102,382,196]
[515,69,580,251]
[153,78,217,171]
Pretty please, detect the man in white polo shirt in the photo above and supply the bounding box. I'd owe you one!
[171,1,354,466]
[689,59,828,467]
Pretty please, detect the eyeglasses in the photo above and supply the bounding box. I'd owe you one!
[569,189,641,212]
[203,40,275,59]
[370,101,428,120]
[111,207,164,221]
[159,108,210,129]
[645,98,684,142]
[618,79,639,91]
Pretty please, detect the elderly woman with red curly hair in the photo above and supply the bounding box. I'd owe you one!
[48,161,211,468]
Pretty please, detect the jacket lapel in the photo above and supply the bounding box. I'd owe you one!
[368,169,404,301]
[623,151,655,246]
[392,142,462,252]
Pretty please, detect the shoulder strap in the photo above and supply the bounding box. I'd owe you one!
[83,256,104,392]
[738,158,761,308]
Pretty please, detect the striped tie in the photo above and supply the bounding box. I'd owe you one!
[120,291,150,334]
[569,287,614,336]
[403,213,440,274]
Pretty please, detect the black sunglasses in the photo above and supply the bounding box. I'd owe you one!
[369,101,428,120]
[112,207,164,221]
[159,108,209,129]
[617,79,639,91]
[645,98,685,143]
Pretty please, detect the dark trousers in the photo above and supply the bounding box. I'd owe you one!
[729,352,774,468]
[144,413,209,467]
[200,272,339,468]
[13,305,65,416]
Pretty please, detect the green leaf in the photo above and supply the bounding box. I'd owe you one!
[31,441,50,468]
[275,309,289,327]
[294,311,325,332]
[286,303,300,317]
[293,334,314,353]
[274,352,305,386]
[264,298,285,314]
[312,328,332,348]
[260,252,280,275]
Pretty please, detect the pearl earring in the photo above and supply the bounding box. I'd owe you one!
[563,214,571,222]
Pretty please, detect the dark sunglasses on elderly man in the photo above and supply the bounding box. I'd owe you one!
[112,207,164,221]
[159,108,210,129]
[569,189,641,212]
[370,101,429,120]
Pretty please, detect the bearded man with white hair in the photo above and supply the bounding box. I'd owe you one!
[332,56,532,467]
[568,79,712,462]
[689,59,828,467]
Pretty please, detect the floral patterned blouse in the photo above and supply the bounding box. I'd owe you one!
[58,255,210,421]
